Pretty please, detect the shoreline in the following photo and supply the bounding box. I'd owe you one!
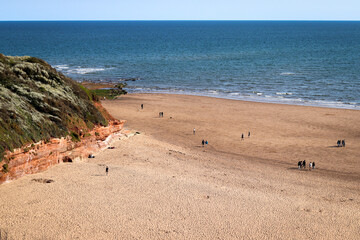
[125,89,360,110]
[77,79,359,110]
[125,91,360,111]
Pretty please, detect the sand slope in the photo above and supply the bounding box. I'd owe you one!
[1,94,359,239]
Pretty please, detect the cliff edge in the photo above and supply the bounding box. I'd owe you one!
[0,54,124,183]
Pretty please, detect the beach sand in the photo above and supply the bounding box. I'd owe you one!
[1,93,360,239]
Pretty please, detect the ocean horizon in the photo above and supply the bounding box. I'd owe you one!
[1,20,359,109]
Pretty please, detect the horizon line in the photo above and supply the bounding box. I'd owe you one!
[0,19,360,22]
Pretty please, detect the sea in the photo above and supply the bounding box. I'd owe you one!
[1,21,360,109]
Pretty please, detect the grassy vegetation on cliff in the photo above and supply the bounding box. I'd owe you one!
[91,83,127,100]
[0,54,110,163]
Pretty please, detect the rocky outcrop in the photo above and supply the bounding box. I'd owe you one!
[0,54,128,184]
[0,54,108,162]
[0,120,124,184]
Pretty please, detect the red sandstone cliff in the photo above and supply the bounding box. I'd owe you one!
[0,120,124,184]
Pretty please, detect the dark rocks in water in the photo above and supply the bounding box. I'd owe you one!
[120,77,139,82]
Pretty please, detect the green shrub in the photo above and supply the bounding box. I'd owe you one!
[70,132,81,142]
[86,120,94,130]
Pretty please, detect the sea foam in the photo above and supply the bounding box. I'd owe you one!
[280,72,295,76]
[67,67,107,75]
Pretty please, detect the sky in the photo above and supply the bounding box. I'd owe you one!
[1,0,359,21]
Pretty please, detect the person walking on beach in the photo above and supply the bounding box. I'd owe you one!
[298,161,301,169]
[141,104,143,109]
[302,160,306,169]
[202,139,205,147]
[312,161,315,169]
[337,140,341,147]
[193,128,196,135]
[342,139,345,147]
[309,162,312,170]
[205,140,208,145]
[241,133,244,140]
[248,131,251,138]
[106,166,109,176]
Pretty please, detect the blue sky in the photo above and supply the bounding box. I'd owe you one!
[1,0,359,20]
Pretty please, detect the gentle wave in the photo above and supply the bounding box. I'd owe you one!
[54,65,69,70]
[280,72,295,76]
[55,66,109,75]
[126,86,359,110]
[276,92,293,95]
[67,67,107,75]
[207,90,219,95]
[252,91,263,96]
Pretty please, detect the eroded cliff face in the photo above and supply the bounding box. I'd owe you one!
[0,120,124,184]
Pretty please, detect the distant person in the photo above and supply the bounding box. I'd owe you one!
[161,112,164,117]
[193,128,196,135]
[202,139,205,147]
[309,162,312,170]
[337,140,341,147]
[298,161,301,169]
[205,140,208,145]
[241,133,244,140]
[302,160,306,169]
[342,139,345,147]
[159,112,161,118]
[313,161,315,169]
[248,131,251,138]
[141,104,143,109]
[106,166,109,175]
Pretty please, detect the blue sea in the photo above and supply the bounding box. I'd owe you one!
[1,21,360,109]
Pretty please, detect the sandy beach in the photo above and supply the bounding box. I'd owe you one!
[1,93,360,239]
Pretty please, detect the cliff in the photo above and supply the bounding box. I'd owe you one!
[0,120,124,183]
[0,54,124,183]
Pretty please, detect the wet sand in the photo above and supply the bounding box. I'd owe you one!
[1,93,359,239]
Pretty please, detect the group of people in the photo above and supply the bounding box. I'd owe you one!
[337,139,345,147]
[297,160,315,170]
[241,131,251,140]
[201,139,208,147]
[140,104,165,118]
